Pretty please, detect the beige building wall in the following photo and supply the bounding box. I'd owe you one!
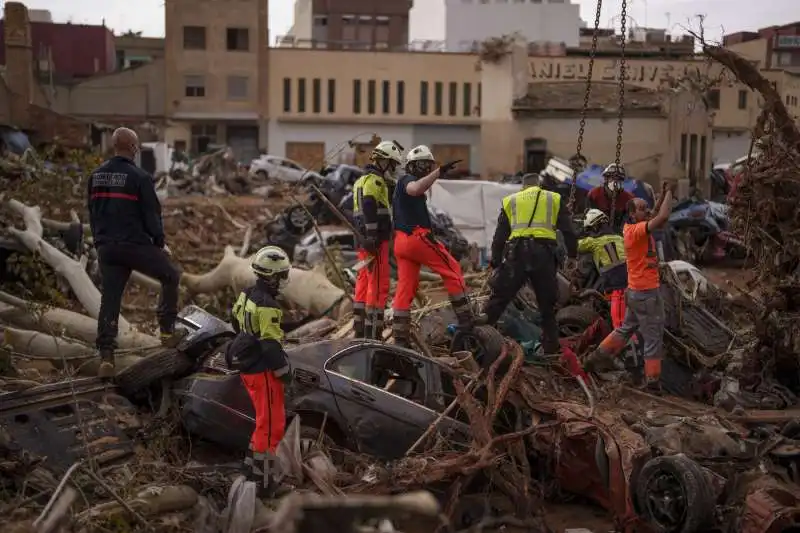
[49,60,165,121]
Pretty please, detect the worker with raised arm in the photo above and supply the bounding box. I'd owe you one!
[479,174,578,355]
[390,145,465,348]
[586,164,634,233]
[583,181,675,390]
[352,140,404,338]
[88,127,183,378]
[578,209,628,327]
[227,245,293,498]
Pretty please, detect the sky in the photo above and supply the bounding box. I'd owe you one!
[13,0,800,46]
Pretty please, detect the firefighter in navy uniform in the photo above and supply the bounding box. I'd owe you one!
[480,175,578,355]
[228,245,293,498]
[88,127,183,378]
[578,209,629,327]
[352,140,403,338]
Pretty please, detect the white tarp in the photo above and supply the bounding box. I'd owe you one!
[428,179,522,250]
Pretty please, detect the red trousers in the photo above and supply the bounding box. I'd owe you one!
[609,289,626,328]
[241,371,286,453]
[353,241,390,309]
[393,228,466,311]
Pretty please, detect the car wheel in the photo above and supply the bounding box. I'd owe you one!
[299,423,336,456]
[115,349,194,397]
[450,325,505,370]
[555,305,602,337]
[634,454,716,533]
[284,205,313,235]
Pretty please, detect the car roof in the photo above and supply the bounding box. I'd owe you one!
[287,339,447,369]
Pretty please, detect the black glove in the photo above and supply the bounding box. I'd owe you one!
[439,160,462,174]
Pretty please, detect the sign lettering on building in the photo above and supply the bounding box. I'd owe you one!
[777,35,800,48]
[528,58,705,87]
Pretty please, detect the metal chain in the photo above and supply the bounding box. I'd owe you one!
[608,0,627,225]
[568,0,603,214]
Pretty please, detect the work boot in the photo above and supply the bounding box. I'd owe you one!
[160,329,189,348]
[97,349,115,379]
[450,294,475,331]
[353,304,366,338]
[583,347,617,373]
[364,310,375,340]
[373,310,385,341]
[392,310,411,348]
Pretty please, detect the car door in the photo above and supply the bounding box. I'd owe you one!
[324,346,440,459]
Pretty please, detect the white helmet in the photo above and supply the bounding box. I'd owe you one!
[602,163,626,179]
[584,208,609,229]
[251,245,291,289]
[371,141,403,165]
[406,145,435,163]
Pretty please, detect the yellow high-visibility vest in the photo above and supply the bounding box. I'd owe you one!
[502,186,560,241]
[353,173,390,219]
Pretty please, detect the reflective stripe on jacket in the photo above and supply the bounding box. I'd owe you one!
[502,186,560,241]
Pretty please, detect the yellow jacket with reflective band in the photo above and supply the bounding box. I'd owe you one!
[353,171,391,239]
[232,291,283,341]
[578,233,626,272]
[502,186,560,241]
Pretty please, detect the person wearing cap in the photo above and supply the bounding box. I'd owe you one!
[586,163,634,233]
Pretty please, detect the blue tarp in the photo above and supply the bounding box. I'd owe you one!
[575,164,655,206]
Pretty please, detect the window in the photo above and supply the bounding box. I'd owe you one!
[190,124,217,154]
[327,79,336,112]
[477,83,481,116]
[283,78,291,112]
[326,350,369,381]
[376,15,389,25]
[312,78,321,113]
[183,26,206,49]
[353,79,362,113]
[420,81,429,115]
[688,134,698,181]
[226,28,249,51]
[382,80,390,114]
[680,134,687,166]
[463,83,472,116]
[397,81,405,114]
[738,89,747,109]
[367,80,376,114]
[297,78,306,112]
[434,82,443,115]
[706,89,720,110]
[184,75,205,97]
[448,82,457,116]
[313,15,328,26]
[326,349,428,406]
[778,52,792,66]
[227,76,247,99]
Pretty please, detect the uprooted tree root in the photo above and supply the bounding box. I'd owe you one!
[703,44,800,390]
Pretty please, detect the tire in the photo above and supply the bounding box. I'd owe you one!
[115,349,194,397]
[450,325,505,370]
[284,205,313,235]
[634,454,716,533]
[555,305,602,337]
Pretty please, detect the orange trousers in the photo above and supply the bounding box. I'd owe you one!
[609,289,626,328]
[393,228,466,311]
[353,241,390,309]
[240,371,286,453]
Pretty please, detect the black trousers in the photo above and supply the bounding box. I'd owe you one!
[96,243,180,350]
[483,238,561,353]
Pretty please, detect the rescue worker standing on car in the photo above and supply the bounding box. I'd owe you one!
[88,127,182,378]
[578,209,628,328]
[583,181,674,389]
[228,245,293,498]
[586,164,635,233]
[391,146,464,347]
[480,174,578,355]
[352,141,404,338]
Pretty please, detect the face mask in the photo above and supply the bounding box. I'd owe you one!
[278,277,289,292]
[607,180,622,192]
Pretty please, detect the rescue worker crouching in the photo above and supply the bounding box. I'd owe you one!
[227,246,293,498]
[479,174,578,355]
[579,209,628,327]
[586,164,634,233]
[352,140,403,339]
[391,145,465,348]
